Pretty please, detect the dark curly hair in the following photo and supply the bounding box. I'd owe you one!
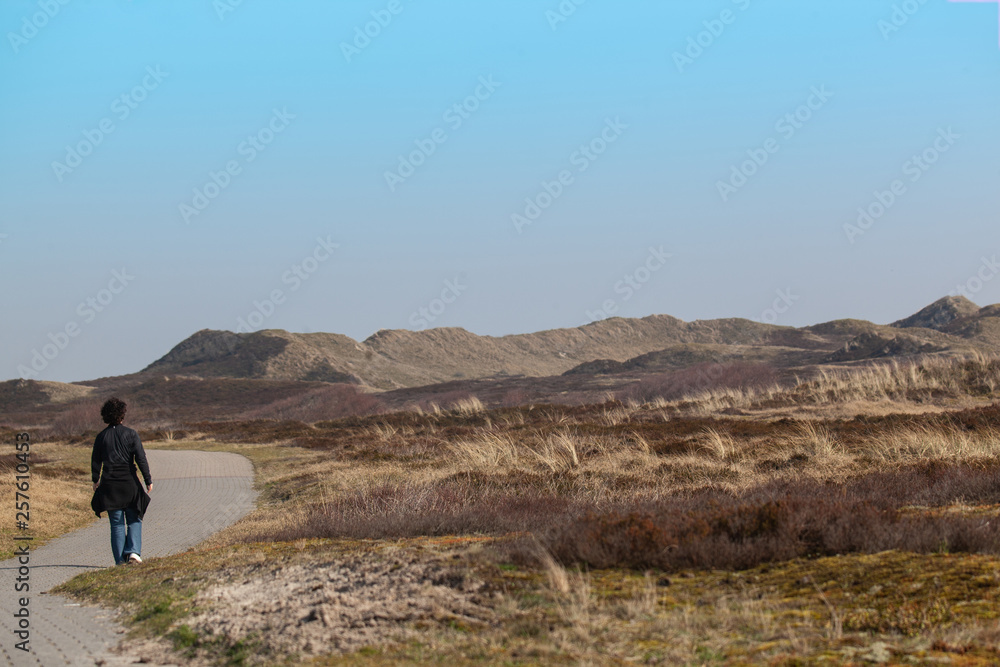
[100,397,127,425]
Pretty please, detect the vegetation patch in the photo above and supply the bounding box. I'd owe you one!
[37,377,1000,665]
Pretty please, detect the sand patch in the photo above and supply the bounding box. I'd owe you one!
[186,553,494,661]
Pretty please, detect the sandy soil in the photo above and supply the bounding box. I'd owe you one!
[179,552,495,662]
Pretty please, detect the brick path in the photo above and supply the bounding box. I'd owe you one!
[0,450,256,666]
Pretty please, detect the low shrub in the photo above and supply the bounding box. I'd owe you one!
[256,479,578,542]
[621,362,780,404]
[537,461,1000,571]
[247,459,1000,574]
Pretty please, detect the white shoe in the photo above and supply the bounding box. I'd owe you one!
[128,553,142,564]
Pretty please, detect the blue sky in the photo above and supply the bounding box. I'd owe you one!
[2,0,999,382]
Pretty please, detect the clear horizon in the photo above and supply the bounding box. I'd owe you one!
[3,0,999,383]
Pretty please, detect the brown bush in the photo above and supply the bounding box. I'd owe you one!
[255,479,579,542]
[537,461,1000,571]
[39,394,183,440]
[620,362,780,404]
[498,389,531,408]
[44,401,103,440]
[245,458,1000,576]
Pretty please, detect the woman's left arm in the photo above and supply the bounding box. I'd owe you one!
[133,430,152,490]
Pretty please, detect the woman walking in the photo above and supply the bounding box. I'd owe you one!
[91,397,153,565]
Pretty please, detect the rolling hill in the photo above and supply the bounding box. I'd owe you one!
[4,296,1000,424]
[139,296,994,388]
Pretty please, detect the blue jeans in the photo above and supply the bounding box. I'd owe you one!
[108,508,141,565]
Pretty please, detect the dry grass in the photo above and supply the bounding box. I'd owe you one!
[637,354,1000,417]
[35,366,1000,664]
[446,430,587,475]
[699,427,738,460]
[449,410,1000,488]
[188,403,1000,556]
[54,538,1000,667]
[502,547,1000,665]
[598,405,630,426]
[171,406,1000,595]
[866,424,1000,462]
[449,395,485,416]
[798,353,1000,403]
[367,422,400,442]
[57,536,1000,666]
[0,440,96,558]
[446,432,521,468]
[532,432,580,472]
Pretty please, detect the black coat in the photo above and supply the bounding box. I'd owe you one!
[90,424,152,519]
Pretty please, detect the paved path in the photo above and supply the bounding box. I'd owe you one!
[0,450,256,666]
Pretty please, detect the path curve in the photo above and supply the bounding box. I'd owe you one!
[0,450,256,666]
